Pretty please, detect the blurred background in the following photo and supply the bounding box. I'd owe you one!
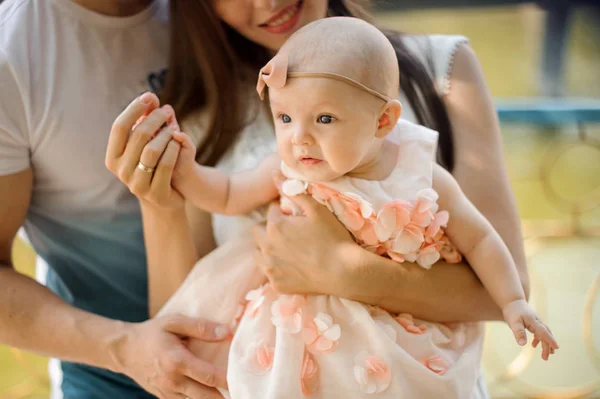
[1,0,599,398]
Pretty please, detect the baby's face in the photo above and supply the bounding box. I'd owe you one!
[269,77,384,182]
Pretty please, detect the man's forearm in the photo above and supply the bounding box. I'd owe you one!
[341,244,503,322]
[0,267,127,372]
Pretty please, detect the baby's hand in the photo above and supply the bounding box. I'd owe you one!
[171,130,197,183]
[502,299,558,360]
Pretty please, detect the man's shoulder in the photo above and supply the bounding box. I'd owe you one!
[0,0,42,62]
[0,0,35,35]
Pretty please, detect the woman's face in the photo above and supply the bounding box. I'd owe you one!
[214,0,329,52]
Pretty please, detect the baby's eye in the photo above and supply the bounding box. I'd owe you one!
[280,114,292,123]
[317,115,335,124]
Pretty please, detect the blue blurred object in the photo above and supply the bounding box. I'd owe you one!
[496,98,600,124]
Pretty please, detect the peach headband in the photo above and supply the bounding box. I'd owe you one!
[256,54,391,102]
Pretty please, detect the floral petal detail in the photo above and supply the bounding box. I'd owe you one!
[312,313,330,330]
[243,341,275,375]
[354,351,391,394]
[282,179,308,196]
[315,336,334,352]
[343,192,374,218]
[417,245,441,269]
[323,324,341,341]
[393,228,424,253]
[301,351,319,396]
[422,355,452,375]
[375,207,397,242]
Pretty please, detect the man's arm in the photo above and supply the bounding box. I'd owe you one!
[0,169,124,370]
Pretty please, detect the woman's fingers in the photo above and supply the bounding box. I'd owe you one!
[106,92,159,164]
[129,125,176,197]
[119,106,173,182]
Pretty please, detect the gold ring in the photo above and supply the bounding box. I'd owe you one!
[137,161,155,173]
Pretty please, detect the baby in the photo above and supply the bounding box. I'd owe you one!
[161,17,558,398]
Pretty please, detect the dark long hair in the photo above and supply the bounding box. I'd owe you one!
[162,0,455,170]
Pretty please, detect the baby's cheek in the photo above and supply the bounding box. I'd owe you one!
[327,143,363,173]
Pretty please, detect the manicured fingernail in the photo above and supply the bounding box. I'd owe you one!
[518,338,526,345]
[215,325,229,339]
[139,92,153,104]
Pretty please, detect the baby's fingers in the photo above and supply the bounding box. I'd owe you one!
[542,341,551,360]
[509,318,527,346]
[172,131,195,150]
[530,322,559,350]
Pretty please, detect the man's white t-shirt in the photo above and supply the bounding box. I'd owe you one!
[0,0,168,396]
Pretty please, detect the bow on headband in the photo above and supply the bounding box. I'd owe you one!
[256,54,391,102]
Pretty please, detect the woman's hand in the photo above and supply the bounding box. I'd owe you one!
[253,193,356,296]
[105,92,184,211]
[112,314,230,399]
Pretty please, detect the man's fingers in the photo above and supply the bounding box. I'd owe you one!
[180,378,224,399]
[162,315,230,342]
[180,352,228,390]
[107,92,159,162]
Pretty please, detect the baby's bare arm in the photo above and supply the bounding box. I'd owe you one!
[432,163,525,308]
[178,153,280,216]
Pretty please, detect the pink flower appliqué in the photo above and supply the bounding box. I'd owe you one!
[244,341,275,375]
[303,312,341,353]
[411,189,439,227]
[375,200,412,242]
[422,354,452,375]
[425,210,449,242]
[271,295,305,334]
[301,351,319,396]
[354,351,392,394]
[393,313,427,335]
[245,284,270,317]
[415,243,441,269]
[386,221,424,260]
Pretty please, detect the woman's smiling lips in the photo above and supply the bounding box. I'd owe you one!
[259,0,303,35]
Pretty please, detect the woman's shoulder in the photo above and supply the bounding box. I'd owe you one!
[400,34,470,95]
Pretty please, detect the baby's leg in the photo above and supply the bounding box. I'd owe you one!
[158,236,267,371]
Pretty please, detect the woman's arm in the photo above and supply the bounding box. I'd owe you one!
[255,44,527,323]
[144,202,216,316]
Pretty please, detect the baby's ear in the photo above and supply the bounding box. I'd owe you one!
[376,100,402,138]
